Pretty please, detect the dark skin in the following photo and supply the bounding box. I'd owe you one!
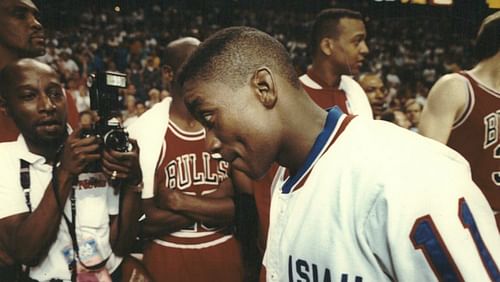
[141,38,236,239]
[309,18,369,88]
[0,59,142,265]
[0,0,45,69]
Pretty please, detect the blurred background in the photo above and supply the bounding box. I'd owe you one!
[32,0,499,128]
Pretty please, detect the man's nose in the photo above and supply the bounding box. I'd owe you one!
[205,130,222,155]
[360,41,369,55]
[38,93,56,112]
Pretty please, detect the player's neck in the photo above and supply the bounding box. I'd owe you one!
[277,95,328,177]
[471,53,500,91]
[309,60,341,88]
[169,96,202,132]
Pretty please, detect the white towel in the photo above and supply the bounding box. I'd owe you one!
[128,97,172,199]
[339,75,373,118]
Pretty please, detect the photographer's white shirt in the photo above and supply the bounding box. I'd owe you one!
[0,135,121,281]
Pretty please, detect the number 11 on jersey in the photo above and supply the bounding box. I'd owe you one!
[410,198,499,282]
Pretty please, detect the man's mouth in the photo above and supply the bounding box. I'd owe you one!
[36,119,62,130]
[30,33,45,43]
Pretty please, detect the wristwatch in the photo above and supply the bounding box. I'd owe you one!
[127,181,144,193]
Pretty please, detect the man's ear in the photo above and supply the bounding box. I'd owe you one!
[320,37,334,56]
[252,67,277,109]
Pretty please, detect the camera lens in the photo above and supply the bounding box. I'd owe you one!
[104,129,130,152]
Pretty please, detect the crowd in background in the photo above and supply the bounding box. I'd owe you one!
[34,0,490,130]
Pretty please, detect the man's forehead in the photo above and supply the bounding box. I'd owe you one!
[0,0,38,11]
[338,18,366,36]
[362,76,383,85]
[9,64,57,86]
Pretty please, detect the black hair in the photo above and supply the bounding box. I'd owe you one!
[475,11,500,61]
[309,8,363,57]
[177,26,300,91]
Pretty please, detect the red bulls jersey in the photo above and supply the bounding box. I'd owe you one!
[448,72,499,214]
[154,120,231,247]
[300,70,349,112]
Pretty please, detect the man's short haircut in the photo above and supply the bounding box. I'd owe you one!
[0,59,55,101]
[177,26,300,90]
[310,8,363,57]
[475,11,500,61]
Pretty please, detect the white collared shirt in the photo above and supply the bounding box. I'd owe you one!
[0,135,122,281]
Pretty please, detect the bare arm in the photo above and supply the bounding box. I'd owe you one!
[10,131,100,265]
[156,178,235,226]
[101,139,144,257]
[141,199,194,238]
[419,73,469,144]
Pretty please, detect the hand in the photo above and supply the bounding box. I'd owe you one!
[101,138,142,188]
[58,128,101,177]
[157,188,184,211]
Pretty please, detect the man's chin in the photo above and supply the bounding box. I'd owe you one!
[35,129,67,145]
[24,46,46,58]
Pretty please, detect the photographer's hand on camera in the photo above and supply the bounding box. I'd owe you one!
[58,128,101,178]
[101,138,143,192]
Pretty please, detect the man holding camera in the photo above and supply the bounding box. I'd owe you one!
[0,58,142,281]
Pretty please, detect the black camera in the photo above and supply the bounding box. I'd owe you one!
[83,71,131,172]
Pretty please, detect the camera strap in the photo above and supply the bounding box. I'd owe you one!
[20,160,32,213]
[51,166,110,282]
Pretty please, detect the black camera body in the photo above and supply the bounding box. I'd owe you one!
[83,71,130,172]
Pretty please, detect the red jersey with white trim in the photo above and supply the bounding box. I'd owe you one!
[154,120,231,247]
[299,70,349,112]
[448,71,499,215]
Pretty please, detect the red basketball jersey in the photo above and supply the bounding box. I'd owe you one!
[448,72,499,214]
[300,70,349,112]
[154,120,232,247]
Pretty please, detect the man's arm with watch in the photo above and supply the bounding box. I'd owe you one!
[102,139,143,257]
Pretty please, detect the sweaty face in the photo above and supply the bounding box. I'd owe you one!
[183,80,278,179]
[359,75,387,117]
[330,18,369,76]
[0,0,45,58]
[2,62,67,146]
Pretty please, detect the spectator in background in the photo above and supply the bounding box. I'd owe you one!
[358,72,387,119]
[403,98,422,133]
[79,110,94,129]
[135,100,146,116]
[299,8,372,116]
[380,109,411,129]
[56,51,79,80]
[122,94,138,122]
[146,88,161,109]
[419,11,500,230]
[142,57,161,95]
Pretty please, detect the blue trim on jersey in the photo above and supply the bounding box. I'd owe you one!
[281,106,343,194]
[459,199,500,281]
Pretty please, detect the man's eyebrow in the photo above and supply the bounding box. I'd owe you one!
[46,81,63,88]
[186,96,203,112]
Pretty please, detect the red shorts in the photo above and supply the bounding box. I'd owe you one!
[143,236,244,282]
